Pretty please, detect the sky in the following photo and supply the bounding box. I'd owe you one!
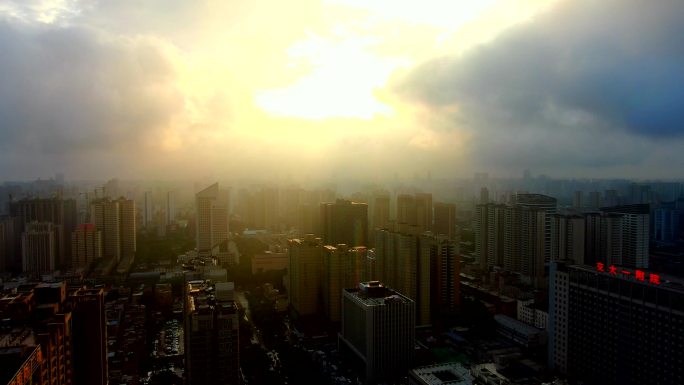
[0,0,683,181]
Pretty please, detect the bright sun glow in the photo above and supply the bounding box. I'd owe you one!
[255,0,555,120]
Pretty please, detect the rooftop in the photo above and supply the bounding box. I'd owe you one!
[186,280,237,315]
[410,362,473,385]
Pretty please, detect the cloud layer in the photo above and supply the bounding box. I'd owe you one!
[1,0,683,181]
[399,0,684,176]
[0,16,186,177]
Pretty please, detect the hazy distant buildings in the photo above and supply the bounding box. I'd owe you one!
[254,187,280,231]
[653,199,684,242]
[143,191,153,229]
[90,199,119,260]
[474,203,505,270]
[549,262,684,384]
[117,198,136,261]
[71,223,102,268]
[90,197,136,263]
[550,213,585,264]
[396,193,433,233]
[321,199,368,247]
[506,194,556,286]
[587,191,602,209]
[195,183,230,258]
[0,216,18,272]
[289,235,323,317]
[9,197,76,268]
[584,212,624,267]
[396,194,417,227]
[600,204,649,268]
[339,281,415,384]
[185,281,240,385]
[371,192,390,231]
[433,202,456,239]
[480,187,489,204]
[21,221,57,276]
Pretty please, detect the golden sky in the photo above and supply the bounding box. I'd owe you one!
[4,0,683,180]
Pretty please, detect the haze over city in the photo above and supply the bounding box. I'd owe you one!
[1,0,683,181]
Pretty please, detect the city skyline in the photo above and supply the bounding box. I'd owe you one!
[1,0,683,181]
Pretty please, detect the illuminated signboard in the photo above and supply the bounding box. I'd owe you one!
[595,262,660,285]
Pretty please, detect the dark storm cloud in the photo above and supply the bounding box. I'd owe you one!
[398,0,684,174]
[0,18,182,176]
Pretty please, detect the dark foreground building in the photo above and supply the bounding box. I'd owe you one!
[549,262,684,385]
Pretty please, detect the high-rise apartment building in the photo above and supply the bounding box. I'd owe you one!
[600,204,649,268]
[322,244,369,322]
[474,203,505,270]
[373,229,452,325]
[396,194,417,227]
[22,221,58,276]
[195,183,230,258]
[143,191,153,229]
[490,194,557,286]
[396,193,433,233]
[584,212,623,267]
[185,281,240,385]
[550,213,585,264]
[0,344,47,385]
[117,198,136,261]
[373,228,421,320]
[0,216,18,272]
[549,262,684,385]
[253,187,279,231]
[70,223,102,268]
[320,199,368,247]
[68,287,107,385]
[371,193,390,231]
[90,197,135,263]
[90,199,120,261]
[289,235,323,317]
[433,202,456,239]
[10,197,76,268]
[339,281,415,384]
[425,236,460,317]
[415,193,433,233]
[587,191,602,209]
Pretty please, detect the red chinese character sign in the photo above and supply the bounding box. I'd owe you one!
[595,264,661,285]
[635,270,645,281]
[649,273,661,285]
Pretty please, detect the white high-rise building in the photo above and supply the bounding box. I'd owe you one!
[195,183,230,258]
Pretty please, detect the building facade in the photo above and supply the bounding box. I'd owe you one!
[195,183,230,258]
[339,281,415,384]
[289,235,323,317]
[21,222,57,276]
[70,223,102,268]
[185,281,240,385]
[321,199,368,247]
[549,262,684,385]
